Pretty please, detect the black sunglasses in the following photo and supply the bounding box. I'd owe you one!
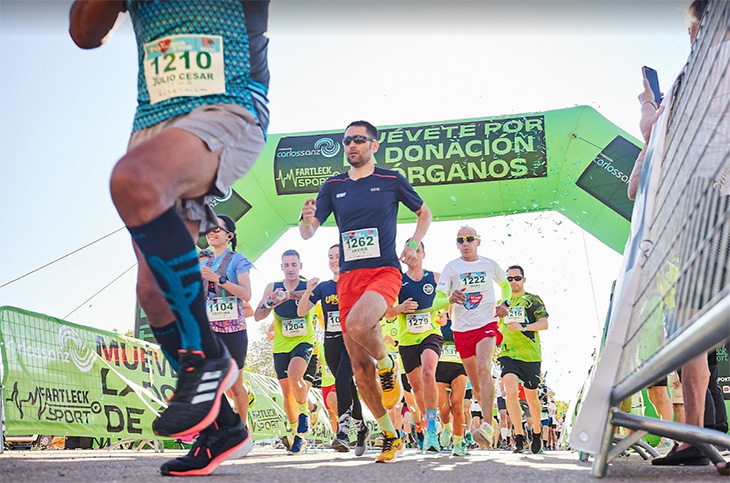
[342,135,376,146]
[456,235,479,244]
[208,226,230,234]
[507,276,523,282]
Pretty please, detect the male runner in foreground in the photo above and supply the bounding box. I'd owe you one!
[70,0,270,475]
[299,120,432,462]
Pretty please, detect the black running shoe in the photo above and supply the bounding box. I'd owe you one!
[331,433,350,453]
[355,425,371,457]
[280,434,292,451]
[530,433,542,454]
[153,346,236,438]
[160,420,252,476]
[513,434,525,453]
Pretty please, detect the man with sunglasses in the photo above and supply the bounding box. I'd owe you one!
[435,226,511,449]
[498,265,549,454]
[299,120,432,463]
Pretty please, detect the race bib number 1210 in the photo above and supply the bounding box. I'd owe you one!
[143,34,225,104]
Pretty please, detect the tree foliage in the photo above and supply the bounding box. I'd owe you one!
[244,321,275,378]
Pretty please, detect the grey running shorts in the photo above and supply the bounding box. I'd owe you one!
[127,104,265,234]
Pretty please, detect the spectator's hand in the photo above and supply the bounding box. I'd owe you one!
[638,67,665,142]
[638,69,658,106]
[200,265,218,283]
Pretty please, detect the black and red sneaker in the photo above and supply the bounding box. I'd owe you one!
[160,419,253,476]
[153,346,236,438]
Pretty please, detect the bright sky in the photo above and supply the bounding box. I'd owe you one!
[0,1,694,400]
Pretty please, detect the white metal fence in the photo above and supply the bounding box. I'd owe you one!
[570,0,730,476]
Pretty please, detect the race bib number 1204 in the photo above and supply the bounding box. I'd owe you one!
[282,318,308,337]
[143,34,225,104]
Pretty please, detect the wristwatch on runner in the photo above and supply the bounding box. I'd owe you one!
[219,276,228,285]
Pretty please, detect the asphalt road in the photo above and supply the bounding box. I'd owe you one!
[0,446,726,482]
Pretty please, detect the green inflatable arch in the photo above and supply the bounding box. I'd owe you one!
[209,106,640,260]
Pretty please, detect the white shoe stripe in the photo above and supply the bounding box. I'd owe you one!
[198,381,219,393]
[191,393,216,405]
[201,371,222,381]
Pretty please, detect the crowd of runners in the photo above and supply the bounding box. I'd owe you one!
[195,119,563,465]
[67,0,584,476]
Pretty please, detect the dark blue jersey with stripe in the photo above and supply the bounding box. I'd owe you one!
[314,167,423,272]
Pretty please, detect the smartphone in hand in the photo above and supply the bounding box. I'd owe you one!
[643,66,662,104]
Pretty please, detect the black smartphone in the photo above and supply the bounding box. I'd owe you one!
[643,66,662,104]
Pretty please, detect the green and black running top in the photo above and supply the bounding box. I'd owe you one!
[396,270,443,347]
[272,278,314,354]
[498,292,548,363]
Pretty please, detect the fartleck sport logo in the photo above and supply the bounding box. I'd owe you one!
[58,326,95,373]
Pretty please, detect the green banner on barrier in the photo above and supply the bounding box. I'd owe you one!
[0,306,339,442]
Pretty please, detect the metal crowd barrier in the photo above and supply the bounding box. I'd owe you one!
[570,0,730,476]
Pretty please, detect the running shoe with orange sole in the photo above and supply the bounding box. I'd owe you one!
[377,355,403,410]
[160,419,252,476]
[375,431,403,463]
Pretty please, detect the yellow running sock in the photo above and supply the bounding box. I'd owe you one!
[376,414,396,435]
[376,355,393,371]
